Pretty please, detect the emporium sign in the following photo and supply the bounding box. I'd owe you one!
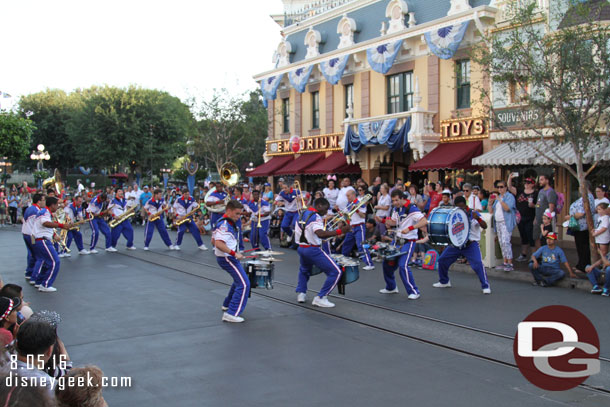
[266,133,343,156]
[492,106,545,131]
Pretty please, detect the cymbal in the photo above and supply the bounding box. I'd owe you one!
[255,250,285,256]
[259,257,282,262]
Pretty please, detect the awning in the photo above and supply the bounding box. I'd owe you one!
[275,153,325,175]
[108,172,128,179]
[303,152,361,175]
[409,141,483,172]
[472,138,610,167]
[248,155,294,177]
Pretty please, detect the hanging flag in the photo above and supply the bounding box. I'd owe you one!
[424,21,470,60]
[319,55,349,85]
[288,65,314,93]
[260,74,284,108]
[367,40,403,74]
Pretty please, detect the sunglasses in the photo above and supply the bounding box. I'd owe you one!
[463,189,470,192]
[498,185,506,189]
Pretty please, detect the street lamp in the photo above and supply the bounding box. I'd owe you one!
[30,144,50,171]
[245,162,255,183]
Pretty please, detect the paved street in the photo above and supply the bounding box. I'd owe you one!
[1,226,608,406]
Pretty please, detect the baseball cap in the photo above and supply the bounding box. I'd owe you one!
[525,177,535,184]
[264,182,271,186]
[442,189,452,195]
[546,232,558,240]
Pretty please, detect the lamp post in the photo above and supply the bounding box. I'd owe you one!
[160,166,172,190]
[245,161,255,183]
[30,144,50,189]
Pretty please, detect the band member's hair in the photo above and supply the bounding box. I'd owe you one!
[313,197,329,208]
[235,186,243,194]
[153,189,162,195]
[252,189,260,195]
[45,196,59,206]
[73,195,83,201]
[182,188,189,194]
[454,196,466,206]
[226,199,243,210]
[46,189,55,195]
[32,193,44,204]
[390,189,405,199]
[115,188,123,193]
[100,193,107,200]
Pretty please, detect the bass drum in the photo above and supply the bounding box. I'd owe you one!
[427,207,470,248]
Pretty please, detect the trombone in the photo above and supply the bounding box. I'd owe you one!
[324,194,373,233]
[293,180,307,214]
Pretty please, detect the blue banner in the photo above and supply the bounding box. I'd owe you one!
[288,65,314,93]
[367,40,403,74]
[424,21,470,60]
[319,55,349,85]
[344,117,411,154]
[187,174,195,195]
[261,74,284,108]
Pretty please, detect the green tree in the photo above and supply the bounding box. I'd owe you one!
[472,0,610,261]
[0,111,35,162]
[191,89,268,174]
[19,89,79,171]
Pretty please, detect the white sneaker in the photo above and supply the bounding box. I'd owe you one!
[221,306,229,311]
[173,245,181,251]
[169,245,176,250]
[34,284,40,288]
[199,244,208,251]
[379,288,399,294]
[482,288,492,295]
[79,249,90,255]
[127,246,136,250]
[64,253,71,257]
[285,233,292,242]
[297,293,307,303]
[432,281,452,288]
[408,293,420,300]
[106,247,118,252]
[143,247,149,251]
[222,312,244,323]
[29,280,35,285]
[38,286,57,292]
[363,265,375,271]
[89,249,99,254]
[312,296,335,308]
[58,253,65,258]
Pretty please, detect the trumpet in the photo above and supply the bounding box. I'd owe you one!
[325,194,373,232]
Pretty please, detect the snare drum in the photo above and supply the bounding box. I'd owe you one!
[427,207,470,248]
[337,258,360,295]
[245,260,274,291]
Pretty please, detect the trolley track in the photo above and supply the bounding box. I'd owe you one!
[115,249,610,397]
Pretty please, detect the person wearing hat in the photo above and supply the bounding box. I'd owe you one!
[262,183,274,202]
[138,185,152,225]
[529,232,575,287]
[439,189,453,207]
[172,188,208,251]
[462,183,482,211]
[0,296,21,346]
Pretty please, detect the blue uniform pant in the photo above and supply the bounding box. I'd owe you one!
[586,265,610,289]
[322,240,332,254]
[66,230,84,251]
[175,220,203,247]
[23,234,36,277]
[211,212,223,230]
[250,219,271,250]
[111,221,134,248]
[217,256,250,316]
[382,242,419,295]
[437,241,489,289]
[297,246,343,298]
[281,211,298,237]
[33,240,60,288]
[341,224,373,266]
[144,218,172,248]
[89,218,111,249]
[528,261,565,286]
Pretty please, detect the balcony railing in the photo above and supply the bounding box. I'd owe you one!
[283,0,356,26]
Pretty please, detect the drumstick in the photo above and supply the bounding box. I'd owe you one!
[242,248,259,253]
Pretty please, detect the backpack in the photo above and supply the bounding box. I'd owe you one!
[422,249,439,270]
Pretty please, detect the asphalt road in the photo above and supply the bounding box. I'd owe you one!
[1,225,608,406]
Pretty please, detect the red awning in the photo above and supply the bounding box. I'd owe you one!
[408,141,483,172]
[303,152,361,175]
[108,172,128,179]
[275,153,325,175]
[248,156,294,177]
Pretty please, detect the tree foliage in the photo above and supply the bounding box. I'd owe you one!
[0,111,35,162]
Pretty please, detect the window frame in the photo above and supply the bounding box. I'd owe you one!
[386,71,414,114]
[311,91,320,129]
[456,59,471,109]
[344,84,354,118]
[282,98,290,133]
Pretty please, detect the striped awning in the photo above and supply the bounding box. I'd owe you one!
[472,138,610,167]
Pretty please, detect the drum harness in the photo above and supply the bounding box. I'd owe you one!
[297,210,319,247]
[392,203,418,247]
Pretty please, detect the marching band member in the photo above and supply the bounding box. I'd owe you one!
[64,195,89,255]
[295,198,351,308]
[433,196,491,294]
[232,186,246,250]
[22,193,44,282]
[86,193,114,253]
[172,188,207,251]
[143,189,174,251]
[109,188,136,251]
[246,189,271,251]
[380,190,427,299]
[341,189,375,270]
[30,196,71,292]
[213,200,249,323]
[274,183,299,243]
[206,183,228,230]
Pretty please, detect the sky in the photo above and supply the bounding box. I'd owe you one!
[0,0,284,109]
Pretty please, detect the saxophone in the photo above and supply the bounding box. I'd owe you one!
[109,205,137,228]
[174,206,201,226]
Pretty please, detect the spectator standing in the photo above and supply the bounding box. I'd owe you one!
[139,186,152,225]
[19,187,31,220]
[262,183,274,202]
[489,181,517,271]
[323,178,339,211]
[594,185,608,207]
[369,176,382,197]
[534,174,557,248]
[593,202,609,259]
[478,188,489,212]
[76,179,85,196]
[335,177,355,212]
[462,183,482,211]
[425,183,442,213]
[7,186,19,225]
[509,176,538,261]
[374,184,391,235]
[565,184,596,273]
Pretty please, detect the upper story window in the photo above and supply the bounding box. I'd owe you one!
[509,80,529,105]
[312,91,320,129]
[344,84,354,118]
[456,59,471,109]
[282,98,290,133]
[387,71,413,114]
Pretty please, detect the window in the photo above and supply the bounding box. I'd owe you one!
[509,80,528,104]
[312,91,319,129]
[386,71,413,114]
[456,59,471,109]
[344,84,354,118]
[282,98,289,133]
